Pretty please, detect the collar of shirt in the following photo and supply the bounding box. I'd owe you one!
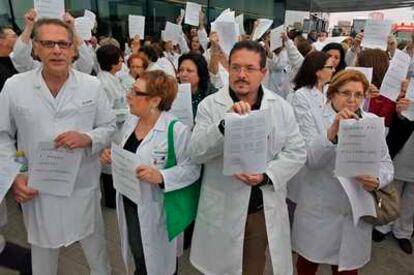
[228,86,264,111]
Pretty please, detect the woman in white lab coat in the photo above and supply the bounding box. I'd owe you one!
[288,51,334,203]
[291,70,394,274]
[101,70,200,275]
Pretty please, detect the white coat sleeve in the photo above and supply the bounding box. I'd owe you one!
[198,29,209,51]
[73,43,94,74]
[9,37,39,73]
[0,81,18,162]
[265,103,307,191]
[160,123,201,192]
[83,84,117,155]
[285,40,304,81]
[189,99,225,164]
[291,92,336,169]
[345,48,357,66]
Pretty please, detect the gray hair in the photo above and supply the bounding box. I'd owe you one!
[32,18,74,43]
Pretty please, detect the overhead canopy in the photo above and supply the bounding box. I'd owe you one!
[286,0,414,12]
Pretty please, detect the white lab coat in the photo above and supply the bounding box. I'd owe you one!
[263,40,304,99]
[291,102,394,271]
[288,86,327,202]
[0,67,116,248]
[116,112,201,275]
[10,37,94,74]
[203,49,229,89]
[189,86,307,275]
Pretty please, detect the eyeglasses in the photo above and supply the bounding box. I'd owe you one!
[128,88,149,97]
[229,65,261,74]
[35,40,72,49]
[337,90,364,100]
[323,65,336,72]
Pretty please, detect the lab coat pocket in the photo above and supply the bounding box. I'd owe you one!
[197,185,225,228]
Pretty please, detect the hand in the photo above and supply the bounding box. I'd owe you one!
[100,148,112,165]
[54,131,92,149]
[396,98,411,114]
[352,32,364,51]
[355,175,379,191]
[63,12,75,29]
[234,173,264,186]
[136,165,163,185]
[231,101,251,115]
[398,79,409,98]
[12,174,38,203]
[367,84,380,99]
[24,9,37,30]
[327,108,359,142]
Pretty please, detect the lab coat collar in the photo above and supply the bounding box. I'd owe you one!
[33,66,78,90]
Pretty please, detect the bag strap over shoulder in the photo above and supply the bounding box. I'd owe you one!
[165,119,179,169]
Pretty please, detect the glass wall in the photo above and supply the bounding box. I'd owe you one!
[5,0,285,42]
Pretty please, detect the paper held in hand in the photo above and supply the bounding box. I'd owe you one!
[184,2,201,27]
[169,83,193,128]
[361,20,393,51]
[34,0,65,19]
[223,110,269,175]
[128,15,145,39]
[402,77,414,121]
[28,142,83,197]
[380,49,411,101]
[252,19,273,41]
[345,67,373,83]
[270,25,284,52]
[334,117,385,178]
[111,143,143,205]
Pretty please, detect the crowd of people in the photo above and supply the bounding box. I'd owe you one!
[0,6,413,275]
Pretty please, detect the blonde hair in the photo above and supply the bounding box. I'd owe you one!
[327,69,369,99]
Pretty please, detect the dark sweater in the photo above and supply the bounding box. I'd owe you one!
[0,56,18,91]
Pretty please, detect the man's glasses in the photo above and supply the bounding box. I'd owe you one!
[35,40,72,49]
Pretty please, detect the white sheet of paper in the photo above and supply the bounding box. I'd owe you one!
[338,177,377,226]
[361,20,393,51]
[325,36,348,44]
[169,83,194,128]
[346,67,373,83]
[0,161,20,203]
[380,49,411,101]
[215,8,233,22]
[111,143,143,205]
[402,78,414,121]
[235,14,245,35]
[223,110,269,175]
[252,18,273,41]
[128,15,145,39]
[335,117,384,178]
[75,17,92,41]
[34,0,64,19]
[270,25,284,52]
[28,142,83,197]
[211,21,238,56]
[84,9,96,29]
[185,2,201,27]
[163,22,182,43]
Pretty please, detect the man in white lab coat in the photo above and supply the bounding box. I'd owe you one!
[0,18,116,275]
[189,40,307,275]
[10,9,94,75]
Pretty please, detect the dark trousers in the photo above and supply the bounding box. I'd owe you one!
[0,241,32,274]
[123,196,178,275]
[296,255,358,275]
[102,173,116,209]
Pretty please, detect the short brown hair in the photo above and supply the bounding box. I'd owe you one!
[33,18,74,43]
[327,69,370,100]
[141,70,177,111]
[127,53,149,70]
[357,49,389,89]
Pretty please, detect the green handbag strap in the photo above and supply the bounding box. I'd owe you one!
[165,119,179,169]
